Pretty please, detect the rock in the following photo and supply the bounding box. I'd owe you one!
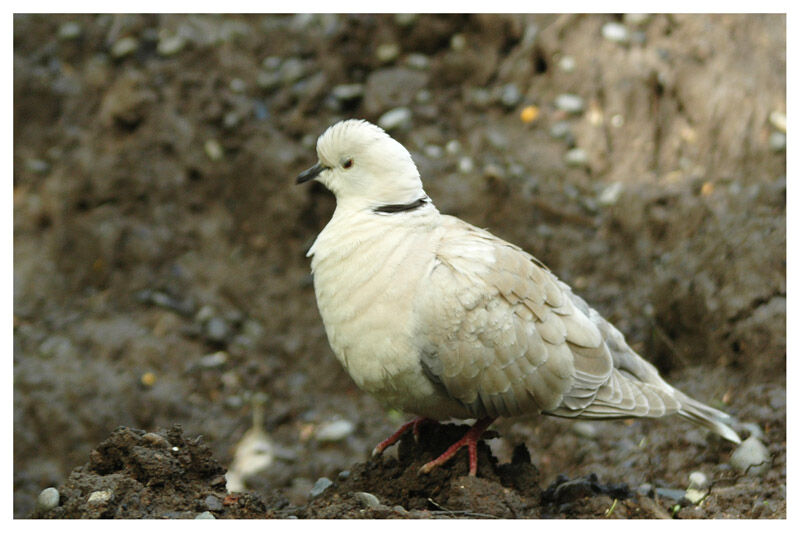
[204,316,231,342]
[405,53,430,70]
[37,487,60,512]
[602,22,630,44]
[564,148,589,167]
[769,132,786,152]
[499,84,522,108]
[458,157,474,174]
[111,37,139,59]
[769,110,786,132]
[598,181,624,206]
[204,139,224,161]
[309,477,333,499]
[555,93,585,114]
[354,491,381,509]
[195,511,216,519]
[331,84,364,102]
[558,55,576,72]
[87,490,112,505]
[204,495,223,511]
[688,471,709,489]
[571,421,598,439]
[315,419,355,442]
[378,107,412,131]
[58,22,82,40]
[376,43,400,63]
[157,34,186,56]
[199,351,228,368]
[730,435,770,474]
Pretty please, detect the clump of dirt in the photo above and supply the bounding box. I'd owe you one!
[38,424,691,519]
[32,426,272,519]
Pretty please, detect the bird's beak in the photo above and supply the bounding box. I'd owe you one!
[296,162,324,184]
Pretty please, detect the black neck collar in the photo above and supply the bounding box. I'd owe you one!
[373,197,429,214]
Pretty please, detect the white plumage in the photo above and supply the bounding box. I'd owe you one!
[297,119,739,474]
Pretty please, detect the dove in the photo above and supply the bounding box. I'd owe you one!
[296,119,740,476]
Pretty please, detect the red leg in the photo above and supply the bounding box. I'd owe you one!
[419,417,495,476]
[372,416,429,456]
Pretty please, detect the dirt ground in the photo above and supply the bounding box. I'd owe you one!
[14,14,785,519]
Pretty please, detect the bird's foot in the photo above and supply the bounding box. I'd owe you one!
[418,417,495,476]
[372,416,430,456]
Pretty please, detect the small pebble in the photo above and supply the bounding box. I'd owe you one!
[204,139,224,162]
[87,490,112,505]
[195,511,216,519]
[378,107,412,131]
[610,114,625,128]
[354,491,381,509]
[142,432,170,448]
[564,148,589,167]
[338,470,351,480]
[58,22,82,40]
[157,34,186,56]
[316,419,355,442]
[445,139,461,155]
[199,351,228,368]
[205,495,223,511]
[458,157,474,174]
[331,84,364,101]
[37,487,60,512]
[549,121,573,140]
[688,471,708,489]
[730,435,770,474]
[520,105,540,123]
[450,33,466,51]
[685,488,706,505]
[555,93,585,114]
[637,483,653,496]
[309,477,333,499]
[405,53,430,70]
[558,55,576,72]
[769,132,786,152]
[598,181,624,206]
[25,158,50,174]
[205,317,230,342]
[394,13,417,26]
[229,78,246,93]
[424,145,443,159]
[571,421,598,439]
[376,43,400,63]
[602,22,630,44]
[769,110,786,132]
[262,56,281,70]
[111,37,138,59]
[624,13,651,26]
[279,58,306,83]
[500,84,522,108]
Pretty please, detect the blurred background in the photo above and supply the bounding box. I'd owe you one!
[14,14,785,518]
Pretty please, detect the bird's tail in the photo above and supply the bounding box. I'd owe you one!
[676,392,741,444]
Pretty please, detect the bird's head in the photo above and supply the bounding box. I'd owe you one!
[296,120,426,209]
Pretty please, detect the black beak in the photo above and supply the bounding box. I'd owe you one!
[296,162,324,184]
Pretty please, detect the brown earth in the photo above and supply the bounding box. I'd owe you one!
[15,14,785,518]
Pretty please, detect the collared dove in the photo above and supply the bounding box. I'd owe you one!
[296,119,740,476]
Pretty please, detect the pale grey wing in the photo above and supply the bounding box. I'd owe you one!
[413,218,614,418]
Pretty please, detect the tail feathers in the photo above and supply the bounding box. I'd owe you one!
[677,393,741,444]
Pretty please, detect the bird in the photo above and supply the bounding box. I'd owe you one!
[296,119,740,476]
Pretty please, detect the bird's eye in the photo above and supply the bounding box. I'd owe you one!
[343,158,353,169]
